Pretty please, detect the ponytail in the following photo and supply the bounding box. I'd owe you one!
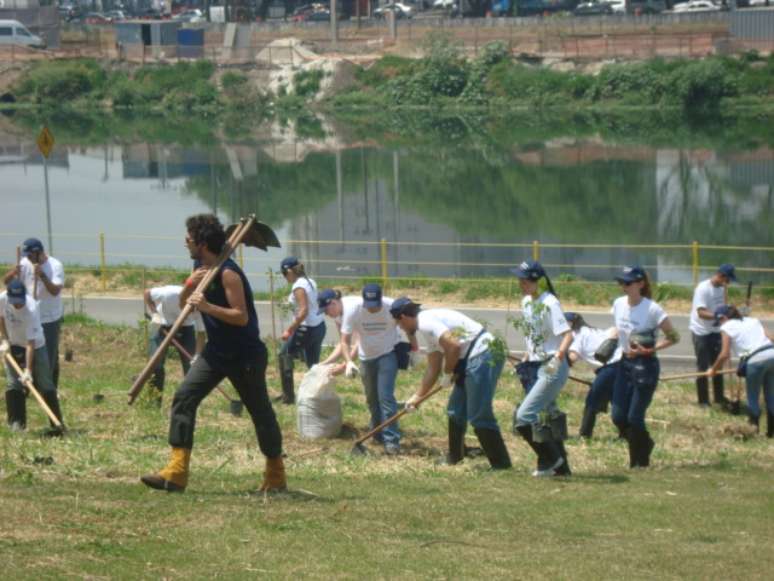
[726,305,743,320]
[641,273,652,299]
[544,273,558,298]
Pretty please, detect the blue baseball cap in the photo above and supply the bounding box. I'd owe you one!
[511,260,545,281]
[389,296,421,319]
[22,238,44,256]
[362,283,383,309]
[280,256,299,274]
[714,304,732,323]
[564,312,579,323]
[6,279,26,306]
[317,288,338,314]
[615,265,646,284]
[717,264,736,282]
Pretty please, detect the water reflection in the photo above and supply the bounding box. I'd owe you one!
[1,111,772,286]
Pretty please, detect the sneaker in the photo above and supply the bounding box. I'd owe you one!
[532,457,564,478]
[384,444,401,456]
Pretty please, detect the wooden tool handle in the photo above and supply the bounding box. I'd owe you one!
[660,368,737,382]
[4,352,62,427]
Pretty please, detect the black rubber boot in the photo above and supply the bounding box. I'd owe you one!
[579,406,597,439]
[474,427,512,470]
[515,424,559,473]
[628,428,654,468]
[5,390,27,430]
[445,419,466,465]
[279,354,295,405]
[696,379,710,406]
[712,381,728,408]
[624,428,638,468]
[554,440,571,476]
[767,412,774,439]
[748,414,760,433]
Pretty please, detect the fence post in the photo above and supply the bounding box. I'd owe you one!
[99,232,107,292]
[380,238,389,291]
[532,240,540,261]
[268,268,277,344]
[692,240,699,286]
[142,266,148,351]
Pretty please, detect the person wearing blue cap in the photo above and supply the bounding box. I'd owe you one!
[339,283,402,454]
[3,238,65,388]
[565,313,622,439]
[611,265,679,468]
[511,260,574,477]
[391,297,512,470]
[316,289,360,375]
[0,279,64,433]
[277,257,326,404]
[689,264,735,408]
[709,305,774,437]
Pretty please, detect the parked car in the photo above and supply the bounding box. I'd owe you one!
[103,10,127,21]
[173,9,205,22]
[291,3,316,21]
[432,0,455,8]
[374,2,414,18]
[0,19,46,49]
[669,0,725,12]
[747,0,770,5]
[608,0,626,12]
[573,1,614,15]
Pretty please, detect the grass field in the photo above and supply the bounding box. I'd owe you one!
[1,314,773,579]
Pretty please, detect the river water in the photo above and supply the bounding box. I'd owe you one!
[1,109,772,290]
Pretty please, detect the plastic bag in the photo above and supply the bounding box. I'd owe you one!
[297,364,342,439]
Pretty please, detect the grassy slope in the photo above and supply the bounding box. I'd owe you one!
[1,316,773,579]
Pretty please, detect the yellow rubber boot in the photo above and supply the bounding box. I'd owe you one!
[140,447,191,492]
[259,456,287,492]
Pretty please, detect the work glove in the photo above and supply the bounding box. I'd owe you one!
[545,355,560,375]
[439,374,454,389]
[345,361,359,378]
[20,369,33,385]
[0,339,9,357]
[189,353,200,366]
[150,312,164,326]
[404,393,422,413]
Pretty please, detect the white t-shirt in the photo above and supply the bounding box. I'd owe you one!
[289,277,324,327]
[569,326,622,367]
[340,296,398,361]
[521,292,571,361]
[612,296,668,351]
[0,292,45,349]
[417,309,492,361]
[689,279,725,336]
[720,318,774,362]
[150,285,200,328]
[20,256,65,324]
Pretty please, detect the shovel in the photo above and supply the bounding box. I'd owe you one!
[144,314,242,415]
[351,381,448,456]
[659,368,737,383]
[506,353,592,386]
[128,215,280,404]
[3,352,63,429]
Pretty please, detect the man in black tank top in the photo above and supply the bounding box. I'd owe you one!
[141,214,285,493]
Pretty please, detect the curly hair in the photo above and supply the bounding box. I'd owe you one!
[185,214,226,254]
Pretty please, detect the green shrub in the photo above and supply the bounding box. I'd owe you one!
[15,59,108,103]
[294,69,325,98]
[221,71,248,96]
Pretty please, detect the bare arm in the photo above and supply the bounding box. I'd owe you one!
[414,351,443,399]
[35,264,62,296]
[555,330,573,362]
[179,267,206,309]
[3,267,19,285]
[696,307,715,321]
[188,269,248,327]
[25,340,34,373]
[709,332,732,375]
[143,289,157,314]
[283,287,308,340]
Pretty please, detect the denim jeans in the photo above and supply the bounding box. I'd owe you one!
[448,350,504,432]
[280,321,326,368]
[692,332,724,403]
[611,356,660,431]
[360,351,399,447]
[149,324,196,391]
[515,358,569,427]
[4,345,57,396]
[168,341,283,458]
[744,355,774,418]
[42,318,62,388]
[586,362,618,412]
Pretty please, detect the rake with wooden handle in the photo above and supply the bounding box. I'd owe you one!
[3,352,63,428]
[127,215,280,404]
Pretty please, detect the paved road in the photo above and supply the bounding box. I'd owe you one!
[71,296,773,372]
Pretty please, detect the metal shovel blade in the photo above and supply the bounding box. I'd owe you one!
[350,442,369,456]
[225,221,281,251]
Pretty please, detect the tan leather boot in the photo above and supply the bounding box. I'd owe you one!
[140,447,191,492]
[259,456,287,492]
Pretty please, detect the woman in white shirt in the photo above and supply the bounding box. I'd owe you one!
[566,313,621,439]
[611,266,679,468]
[511,260,574,478]
[278,257,326,405]
[710,305,774,437]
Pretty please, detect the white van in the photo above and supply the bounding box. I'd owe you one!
[0,20,46,49]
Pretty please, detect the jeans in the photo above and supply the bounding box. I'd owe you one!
[168,341,283,458]
[360,351,399,447]
[744,355,774,418]
[149,325,196,392]
[280,322,326,367]
[448,350,504,432]
[586,363,618,412]
[42,318,62,388]
[515,358,569,427]
[5,345,57,396]
[692,332,724,403]
[611,356,660,431]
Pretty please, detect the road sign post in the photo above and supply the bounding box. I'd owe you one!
[37,127,55,253]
